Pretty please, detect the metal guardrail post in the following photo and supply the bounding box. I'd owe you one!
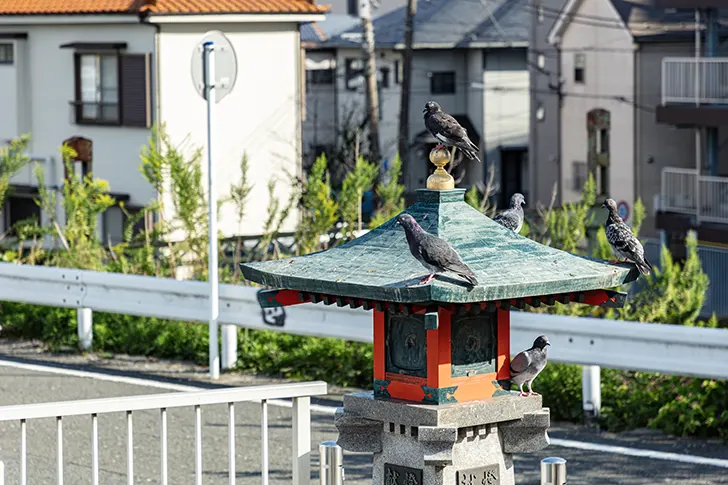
[77,308,93,350]
[540,457,566,485]
[319,441,344,485]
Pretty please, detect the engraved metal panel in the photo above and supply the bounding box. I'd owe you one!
[384,463,423,485]
[451,313,496,378]
[385,312,427,378]
[456,464,499,485]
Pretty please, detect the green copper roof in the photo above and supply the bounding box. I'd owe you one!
[240,189,638,304]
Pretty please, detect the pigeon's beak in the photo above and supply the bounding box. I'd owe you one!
[422,107,427,113]
[546,342,551,347]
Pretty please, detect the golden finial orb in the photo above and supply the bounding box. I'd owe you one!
[426,146,455,190]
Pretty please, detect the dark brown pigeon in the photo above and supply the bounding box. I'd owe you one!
[493,193,526,233]
[602,198,652,275]
[510,335,550,396]
[423,101,481,162]
[396,213,478,287]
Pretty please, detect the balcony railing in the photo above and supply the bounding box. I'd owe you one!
[661,167,728,223]
[662,57,728,105]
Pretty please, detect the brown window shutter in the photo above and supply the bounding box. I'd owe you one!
[119,53,151,128]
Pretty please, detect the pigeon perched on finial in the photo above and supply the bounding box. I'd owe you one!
[492,193,526,233]
[423,101,481,163]
[510,335,550,397]
[602,198,652,275]
[396,213,479,287]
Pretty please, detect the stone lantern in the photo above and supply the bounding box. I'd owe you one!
[240,148,636,485]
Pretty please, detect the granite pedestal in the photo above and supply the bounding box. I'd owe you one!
[335,392,550,485]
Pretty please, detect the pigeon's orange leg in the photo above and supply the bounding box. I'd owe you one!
[419,273,435,285]
[518,383,528,397]
[527,381,538,396]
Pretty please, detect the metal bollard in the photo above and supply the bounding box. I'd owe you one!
[319,441,344,485]
[540,456,567,485]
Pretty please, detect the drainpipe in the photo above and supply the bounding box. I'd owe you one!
[705,8,719,176]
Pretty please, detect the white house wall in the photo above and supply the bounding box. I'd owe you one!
[0,23,157,206]
[158,22,302,237]
[558,0,635,221]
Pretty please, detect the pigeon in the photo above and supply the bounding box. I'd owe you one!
[396,213,479,287]
[602,198,652,275]
[423,101,481,162]
[510,335,550,397]
[493,193,526,233]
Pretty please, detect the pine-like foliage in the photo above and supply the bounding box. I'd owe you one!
[296,154,338,255]
[338,156,378,240]
[369,154,405,230]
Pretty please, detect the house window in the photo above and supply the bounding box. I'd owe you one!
[72,52,151,127]
[306,68,334,85]
[3,193,40,236]
[394,60,402,84]
[597,127,609,154]
[0,43,14,65]
[379,67,390,88]
[572,161,587,191]
[345,58,364,90]
[430,71,455,94]
[574,53,586,84]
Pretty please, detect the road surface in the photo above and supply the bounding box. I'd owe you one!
[0,340,726,485]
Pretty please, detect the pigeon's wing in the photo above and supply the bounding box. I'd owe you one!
[607,223,644,259]
[493,210,520,232]
[510,350,532,375]
[418,235,478,286]
[418,234,465,270]
[427,112,468,143]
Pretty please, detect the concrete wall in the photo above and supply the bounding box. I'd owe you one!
[158,22,303,237]
[558,0,635,223]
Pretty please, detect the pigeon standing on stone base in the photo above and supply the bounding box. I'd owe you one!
[396,213,479,287]
[510,335,550,397]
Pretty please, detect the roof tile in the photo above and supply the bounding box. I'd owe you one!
[0,0,326,15]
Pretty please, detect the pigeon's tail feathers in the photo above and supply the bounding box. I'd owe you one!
[451,265,478,286]
[460,148,481,163]
[635,257,652,275]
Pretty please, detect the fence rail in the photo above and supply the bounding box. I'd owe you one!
[1,261,728,421]
[0,381,326,485]
[662,57,728,104]
[661,167,728,224]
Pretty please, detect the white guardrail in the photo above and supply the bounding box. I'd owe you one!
[1,262,727,415]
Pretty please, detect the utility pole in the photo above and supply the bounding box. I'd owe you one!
[360,0,381,163]
[397,0,416,177]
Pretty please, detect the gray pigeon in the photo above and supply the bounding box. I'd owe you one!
[423,101,481,162]
[602,198,652,275]
[493,193,526,233]
[510,335,550,396]
[396,213,479,287]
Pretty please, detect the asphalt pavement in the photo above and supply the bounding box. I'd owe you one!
[0,340,726,485]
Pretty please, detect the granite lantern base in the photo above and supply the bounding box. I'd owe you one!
[335,392,550,485]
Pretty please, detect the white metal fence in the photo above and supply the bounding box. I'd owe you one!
[661,57,728,104]
[0,382,326,485]
[661,167,728,223]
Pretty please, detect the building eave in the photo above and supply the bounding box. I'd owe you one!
[145,13,326,24]
[0,14,142,25]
